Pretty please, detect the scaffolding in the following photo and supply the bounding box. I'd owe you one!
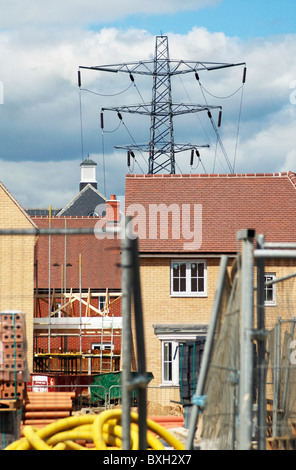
[186,230,296,450]
[33,286,122,374]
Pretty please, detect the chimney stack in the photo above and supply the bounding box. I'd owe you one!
[106,195,120,224]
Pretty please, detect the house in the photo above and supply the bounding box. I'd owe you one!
[0,181,37,372]
[27,157,122,377]
[125,171,296,407]
[31,215,122,375]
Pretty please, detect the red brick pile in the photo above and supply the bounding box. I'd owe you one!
[0,313,28,401]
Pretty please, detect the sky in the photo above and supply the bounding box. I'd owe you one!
[0,0,296,209]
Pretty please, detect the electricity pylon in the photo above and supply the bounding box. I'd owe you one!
[79,35,245,174]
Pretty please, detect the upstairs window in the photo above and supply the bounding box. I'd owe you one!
[171,260,207,297]
[98,296,109,314]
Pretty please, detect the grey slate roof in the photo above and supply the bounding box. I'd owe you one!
[56,184,107,217]
[26,208,61,217]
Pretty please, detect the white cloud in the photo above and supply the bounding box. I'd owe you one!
[0,150,127,209]
[0,159,81,208]
[1,25,296,206]
[0,0,221,29]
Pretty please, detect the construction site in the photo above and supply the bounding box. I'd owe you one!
[1,35,296,451]
[2,220,296,451]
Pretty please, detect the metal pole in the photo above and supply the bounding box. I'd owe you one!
[121,216,133,450]
[256,234,266,450]
[185,255,229,449]
[237,229,255,450]
[272,320,281,437]
[64,218,67,305]
[79,253,82,355]
[254,249,296,259]
[0,227,120,235]
[48,205,52,355]
[131,236,147,450]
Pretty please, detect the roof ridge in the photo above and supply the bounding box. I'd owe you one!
[56,183,107,216]
[31,215,105,219]
[287,170,296,189]
[126,172,289,179]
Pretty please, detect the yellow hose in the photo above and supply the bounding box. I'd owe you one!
[22,426,52,451]
[5,409,185,451]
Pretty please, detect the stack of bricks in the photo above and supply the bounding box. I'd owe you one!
[0,312,28,401]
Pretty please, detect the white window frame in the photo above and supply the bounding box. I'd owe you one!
[170,259,207,297]
[98,296,109,314]
[91,342,114,351]
[161,340,179,386]
[158,332,203,386]
[264,273,276,306]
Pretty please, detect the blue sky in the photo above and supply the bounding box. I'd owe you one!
[0,0,296,207]
[107,0,296,39]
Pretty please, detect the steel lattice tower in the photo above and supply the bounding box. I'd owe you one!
[149,36,175,174]
[79,35,245,174]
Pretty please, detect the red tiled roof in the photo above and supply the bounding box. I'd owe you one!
[125,171,296,253]
[32,217,121,290]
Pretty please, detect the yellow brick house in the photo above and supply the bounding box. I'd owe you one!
[125,171,296,409]
[0,181,37,371]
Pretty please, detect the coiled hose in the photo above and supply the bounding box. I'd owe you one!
[5,409,185,450]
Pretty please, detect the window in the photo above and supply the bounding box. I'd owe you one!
[264,274,276,305]
[157,334,206,386]
[98,296,105,311]
[92,343,114,351]
[162,340,179,385]
[98,296,109,313]
[171,260,207,297]
[52,303,62,317]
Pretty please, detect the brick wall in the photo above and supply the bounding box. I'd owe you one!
[0,186,36,373]
[137,256,223,386]
[36,330,122,355]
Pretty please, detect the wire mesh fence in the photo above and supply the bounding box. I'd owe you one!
[197,258,240,449]
[188,240,296,450]
[265,318,296,444]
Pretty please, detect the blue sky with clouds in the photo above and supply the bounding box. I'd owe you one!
[0,0,296,208]
[108,0,296,38]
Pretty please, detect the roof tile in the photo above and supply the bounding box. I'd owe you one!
[125,172,296,253]
[32,217,121,290]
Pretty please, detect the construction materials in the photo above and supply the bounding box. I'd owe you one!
[5,409,185,450]
[0,312,29,449]
[22,391,75,428]
[0,312,29,400]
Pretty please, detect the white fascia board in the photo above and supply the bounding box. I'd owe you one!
[34,316,122,330]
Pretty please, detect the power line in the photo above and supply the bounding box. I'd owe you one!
[79,35,246,175]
